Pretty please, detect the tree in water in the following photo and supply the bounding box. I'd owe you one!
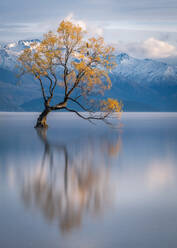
[18,20,122,128]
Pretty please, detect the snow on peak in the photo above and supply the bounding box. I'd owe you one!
[0,39,41,70]
[114,53,177,85]
[164,66,176,77]
[17,39,40,48]
[116,53,130,62]
[6,43,16,49]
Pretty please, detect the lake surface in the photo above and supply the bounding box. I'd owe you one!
[0,112,177,248]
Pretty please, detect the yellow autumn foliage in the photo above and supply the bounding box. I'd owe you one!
[101,98,123,112]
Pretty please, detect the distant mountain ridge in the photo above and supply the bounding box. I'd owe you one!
[0,39,40,70]
[115,52,177,85]
[0,39,177,111]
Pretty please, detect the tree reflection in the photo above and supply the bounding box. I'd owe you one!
[21,128,121,233]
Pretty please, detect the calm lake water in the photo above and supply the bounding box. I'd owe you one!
[0,112,177,248]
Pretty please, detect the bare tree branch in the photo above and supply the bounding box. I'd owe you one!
[45,75,53,96]
[51,73,57,94]
[37,76,47,103]
[64,107,110,121]
[67,97,92,112]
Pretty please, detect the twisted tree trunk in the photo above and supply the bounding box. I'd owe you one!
[35,108,51,128]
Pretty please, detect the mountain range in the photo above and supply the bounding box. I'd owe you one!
[0,39,177,111]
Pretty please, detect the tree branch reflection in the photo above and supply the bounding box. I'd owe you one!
[21,128,121,233]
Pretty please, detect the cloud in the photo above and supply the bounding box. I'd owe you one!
[143,38,177,58]
[0,14,104,42]
[117,37,177,59]
[1,0,177,42]
[64,13,103,36]
[64,13,87,30]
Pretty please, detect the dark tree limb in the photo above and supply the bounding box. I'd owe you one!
[37,76,47,103]
[67,97,92,112]
[45,75,53,96]
[64,107,110,121]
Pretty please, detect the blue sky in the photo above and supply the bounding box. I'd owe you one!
[1,0,177,59]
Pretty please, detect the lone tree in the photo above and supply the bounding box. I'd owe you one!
[18,20,122,128]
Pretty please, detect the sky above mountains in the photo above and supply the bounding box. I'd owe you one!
[0,0,177,60]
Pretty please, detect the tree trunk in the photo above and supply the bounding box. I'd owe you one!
[35,108,50,128]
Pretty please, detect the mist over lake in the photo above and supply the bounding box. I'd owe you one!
[0,112,177,248]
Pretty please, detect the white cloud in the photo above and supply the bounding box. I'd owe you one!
[117,37,177,59]
[64,13,103,37]
[142,38,177,58]
[2,14,104,42]
[64,13,87,30]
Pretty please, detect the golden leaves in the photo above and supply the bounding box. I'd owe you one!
[100,98,123,113]
[57,20,84,41]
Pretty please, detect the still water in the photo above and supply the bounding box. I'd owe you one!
[0,112,177,248]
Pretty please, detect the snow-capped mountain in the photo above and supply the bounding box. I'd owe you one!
[0,39,177,111]
[0,39,177,85]
[114,53,177,86]
[0,39,40,70]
